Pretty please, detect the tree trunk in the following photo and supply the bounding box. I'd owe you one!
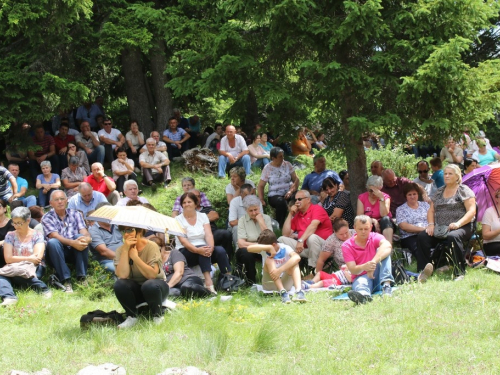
[344,128,367,210]
[244,89,259,136]
[150,38,173,133]
[121,47,154,136]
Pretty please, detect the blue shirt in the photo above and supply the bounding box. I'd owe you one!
[42,208,87,241]
[163,128,187,148]
[9,176,28,193]
[89,223,123,262]
[67,191,108,217]
[301,170,342,193]
[432,169,444,188]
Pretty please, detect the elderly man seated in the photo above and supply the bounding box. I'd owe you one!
[139,137,172,188]
[343,215,394,304]
[278,190,333,272]
[42,190,92,293]
[381,168,415,217]
[84,162,120,205]
[67,182,108,218]
[116,180,149,206]
[89,202,123,274]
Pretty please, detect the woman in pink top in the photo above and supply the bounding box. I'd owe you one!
[356,175,393,244]
[247,134,270,169]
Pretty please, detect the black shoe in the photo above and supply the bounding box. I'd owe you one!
[141,181,152,187]
[348,290,372,305]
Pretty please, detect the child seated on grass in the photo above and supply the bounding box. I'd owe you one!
[302,264,352,290]
[247,229,307,304]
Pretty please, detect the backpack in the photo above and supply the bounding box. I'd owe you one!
[392,259,410,285]
[80,310,125,329]
[217,274,245,293]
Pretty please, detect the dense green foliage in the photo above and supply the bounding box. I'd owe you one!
[1,0,500,200]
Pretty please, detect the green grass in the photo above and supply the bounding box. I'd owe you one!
[5,154,500,374]
[1,268,500,374]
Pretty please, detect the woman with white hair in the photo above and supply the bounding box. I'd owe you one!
[0,207,51,306]
[36,161,61,207]
[356,175,393,242]
[61,156,87,199]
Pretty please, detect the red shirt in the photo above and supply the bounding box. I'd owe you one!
[291,204,332,242]
[32,135,55,157]
[84,174,111,197]
[54,134,75,152]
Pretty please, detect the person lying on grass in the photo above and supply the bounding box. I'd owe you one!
[301,264,352,290]
[247,229,307,304]
[342,215,394,305]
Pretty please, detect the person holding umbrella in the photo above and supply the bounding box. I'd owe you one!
[114,225,168,329]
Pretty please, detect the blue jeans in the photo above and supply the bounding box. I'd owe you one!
[99,259,115,274]
[0,272,49,299]
[16,195,37,208]
[252,158,270,169]
[218,154,251,177]
[352,255,394,296]
[45,234,89,281]
[87,145,105,165]
[38,188,56,207]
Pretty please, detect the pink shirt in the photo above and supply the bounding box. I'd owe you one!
[342,232,385,281]
[358,192,392,220]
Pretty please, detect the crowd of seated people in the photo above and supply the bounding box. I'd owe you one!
[3,111,498,321]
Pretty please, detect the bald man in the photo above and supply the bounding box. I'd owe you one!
[381,169,414,217]
[218,125,251,178]
[370,160,384,176]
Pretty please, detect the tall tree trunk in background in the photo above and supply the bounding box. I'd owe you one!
[345,128,367,209]
[150,38,173,133]
[244,89,259,136]
[121,47,154,136]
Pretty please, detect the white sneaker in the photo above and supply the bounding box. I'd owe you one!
[206,285,217,295]
[153,316,164,325]
[162,299,177,310]
[42,290,53,299]
[1,297,18,307]
[117,316,138,329]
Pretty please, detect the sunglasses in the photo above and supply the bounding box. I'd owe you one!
[120,228,135,234]
[368,189,374,193]
[296,197,308,202]
[418,170,429,174]
[104,122,112,125]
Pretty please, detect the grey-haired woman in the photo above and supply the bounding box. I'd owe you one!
[0,207,51,306]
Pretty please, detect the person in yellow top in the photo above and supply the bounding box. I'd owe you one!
[114,226,167,329]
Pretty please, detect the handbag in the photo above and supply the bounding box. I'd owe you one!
[433,225,450,240]
[217,274,245,293]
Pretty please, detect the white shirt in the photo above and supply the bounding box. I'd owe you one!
[111,158,134,180]
[204,132,219,148]
[482,206,500,244]
[220,134,248,158]
[175,212,209,249]
[98,128,123,149]
[413,177,436,198]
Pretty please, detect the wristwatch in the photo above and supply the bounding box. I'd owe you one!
[297,239,303,243]
[379,198,385,202]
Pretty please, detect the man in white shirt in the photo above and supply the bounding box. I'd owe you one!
[116,180,149,206]
[98,118,125,165]
[139,131,168,157]
[218,125,251,178]
[139,138,172,188]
